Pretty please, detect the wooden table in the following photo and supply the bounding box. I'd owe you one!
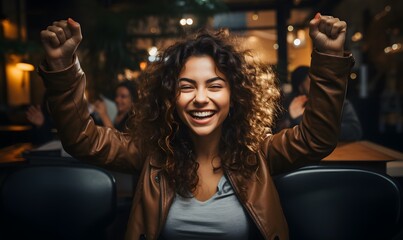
[321,140,403,173]
[0,142,32,164]
[1,140,402,172]
[0,125,32,132]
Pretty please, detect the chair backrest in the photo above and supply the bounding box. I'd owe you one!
[273,166,401,240]
[0,164,117,240]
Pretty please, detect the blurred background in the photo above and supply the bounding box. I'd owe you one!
[0,0,402,151]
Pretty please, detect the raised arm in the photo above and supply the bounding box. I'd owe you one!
[266,14,354,174]
[38,19,141,172]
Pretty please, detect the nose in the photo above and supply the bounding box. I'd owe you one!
[193,88,209,104]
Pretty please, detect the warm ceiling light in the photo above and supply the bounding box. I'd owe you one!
[186,18,193,25]
[179,18,187,26]
[351,32,363,42]
[287,25,294,32]
[148,46,158,56]
[16,62,35,72]
[384,43,402,54]
[392,43,400,50]
[293,38,301,47]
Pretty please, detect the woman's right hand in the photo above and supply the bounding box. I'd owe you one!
[40,18,82,71]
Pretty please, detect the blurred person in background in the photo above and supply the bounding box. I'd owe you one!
[280,65,362,142]
[25,104,54,144]
[93,80,137,132]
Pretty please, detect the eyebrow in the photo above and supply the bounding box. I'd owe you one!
[178,76,225,84]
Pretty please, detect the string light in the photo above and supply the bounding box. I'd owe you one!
[287,25,294,32]
[180,17,194,26]
[293,38,301,47]
[351,32,363,42]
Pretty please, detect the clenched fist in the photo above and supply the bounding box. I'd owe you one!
[309,13,347,56]
[40,18,82,71]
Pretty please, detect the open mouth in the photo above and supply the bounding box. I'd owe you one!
[189,110,216,120]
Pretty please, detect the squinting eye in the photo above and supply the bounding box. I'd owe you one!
[209,84,223,90]
[179,85,194,91]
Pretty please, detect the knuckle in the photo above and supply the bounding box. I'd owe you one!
[55,27,64,35]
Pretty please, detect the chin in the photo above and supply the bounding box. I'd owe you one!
[191,130,213,137]
[188,125,221,138]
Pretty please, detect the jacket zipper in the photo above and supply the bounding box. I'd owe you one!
[225,170,267,239]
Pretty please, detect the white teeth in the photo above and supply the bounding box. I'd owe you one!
[190,111,214,118]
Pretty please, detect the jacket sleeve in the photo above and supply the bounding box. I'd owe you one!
[38,56,142,173]
[263,50,355,175]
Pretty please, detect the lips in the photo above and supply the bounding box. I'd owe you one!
[188,110,216,120]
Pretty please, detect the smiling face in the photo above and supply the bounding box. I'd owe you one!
[115,86,132,114]
[176,55,231,140]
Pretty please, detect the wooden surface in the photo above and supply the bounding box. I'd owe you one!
[1,140,402,164]
[323,140,403,162]
[0,125,32,132]
[0,143,32,164]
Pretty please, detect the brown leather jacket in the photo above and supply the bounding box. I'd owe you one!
[39,50,354,240]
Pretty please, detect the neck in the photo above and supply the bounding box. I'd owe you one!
[191,131,221,165]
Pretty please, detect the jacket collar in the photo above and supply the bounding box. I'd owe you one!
[149,156,164,168]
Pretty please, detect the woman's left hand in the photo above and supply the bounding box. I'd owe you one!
[309,13,346,56]
[94,100,108,117]
[26,105,45,127]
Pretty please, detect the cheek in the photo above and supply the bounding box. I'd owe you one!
[176,93,193,108]
[213,92,231,108]
[175,96,187,117]
[124,99,131,105]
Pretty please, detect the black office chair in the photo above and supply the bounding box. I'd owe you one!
[0,164,117,240]
[273,166,401,240]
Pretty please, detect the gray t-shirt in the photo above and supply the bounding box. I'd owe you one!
[159,175,253,240]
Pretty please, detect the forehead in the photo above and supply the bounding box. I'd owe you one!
[116,86,130,95]
[179,55,225,80]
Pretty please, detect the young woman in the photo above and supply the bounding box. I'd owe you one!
[39,13,354,240]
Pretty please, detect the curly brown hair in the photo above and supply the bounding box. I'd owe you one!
[127,29,281,197]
